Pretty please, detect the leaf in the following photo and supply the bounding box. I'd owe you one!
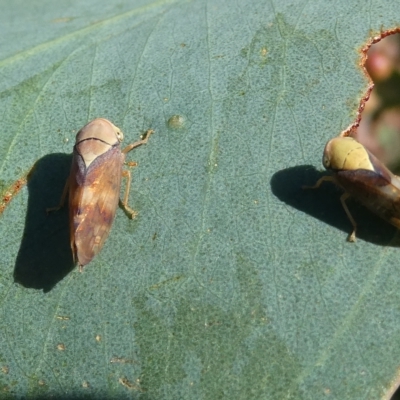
[0,0,400,398]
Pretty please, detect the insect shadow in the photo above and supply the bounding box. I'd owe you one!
[270,165,400,246]
[14,153,74,292]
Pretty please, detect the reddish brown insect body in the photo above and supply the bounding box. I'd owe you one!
[49,118,152,270]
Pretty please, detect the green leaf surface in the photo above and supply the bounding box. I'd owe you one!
[1,0,400,398]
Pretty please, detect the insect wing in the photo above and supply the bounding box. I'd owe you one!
[335,157,400,229]
[69,145,123,266]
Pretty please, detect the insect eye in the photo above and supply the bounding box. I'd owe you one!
[322,154,330,169]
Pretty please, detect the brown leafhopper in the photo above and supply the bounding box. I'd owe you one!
[49,118,152,270]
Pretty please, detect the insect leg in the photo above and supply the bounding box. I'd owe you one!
[120,169,138,219]
[302,175,336,190]
[119,129,153,218]
[340,192,357,242]
[46,179,70,214]
[122,129,154,154]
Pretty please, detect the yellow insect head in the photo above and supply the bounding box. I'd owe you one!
[322,137,374,172]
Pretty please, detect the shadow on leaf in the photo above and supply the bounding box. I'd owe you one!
[14,153,74,292]
[270,165,400,246]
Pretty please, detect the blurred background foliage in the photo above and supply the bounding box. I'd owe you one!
[362,31,400,400]
[358,33,400,173]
